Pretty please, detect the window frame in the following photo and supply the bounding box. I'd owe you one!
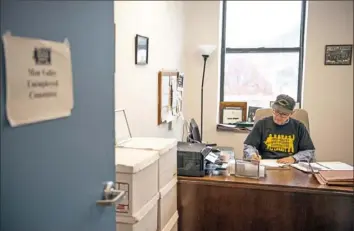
[219,0,307,107]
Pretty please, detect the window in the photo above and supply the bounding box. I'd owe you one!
[220,1,306,109]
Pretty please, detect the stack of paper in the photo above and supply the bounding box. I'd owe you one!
[314,170,354,186]
[292,161,354,173]
[260,159,290,170]
[316,161,353,171]
[291,162,328,173]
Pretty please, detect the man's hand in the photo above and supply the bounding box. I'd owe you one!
[277,156,295,164]
[250,153,261,163]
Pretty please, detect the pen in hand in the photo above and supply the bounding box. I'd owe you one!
[251,150,261,162]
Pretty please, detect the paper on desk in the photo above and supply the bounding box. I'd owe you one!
[316,162,353,171]
[260,159,287,168]
[291,162,328,173]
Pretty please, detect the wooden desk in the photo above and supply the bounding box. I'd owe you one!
[177,168,353,231]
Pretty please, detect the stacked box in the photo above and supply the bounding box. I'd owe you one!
[158,177,178,231]
[117,137,178,231]
[116,194,159,231]
[161,211,178,231]
[115,147,160,231]
[117,137,178,189]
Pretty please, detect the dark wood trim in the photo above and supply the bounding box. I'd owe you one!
[178,179,353,197]
[178,174,354,231]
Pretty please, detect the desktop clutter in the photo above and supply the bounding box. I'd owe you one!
[177,118,266,178]
[177,141,264,179]
[177,118,245,178]
[177,119,354,185]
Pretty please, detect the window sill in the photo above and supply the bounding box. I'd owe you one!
[216,125,251,134]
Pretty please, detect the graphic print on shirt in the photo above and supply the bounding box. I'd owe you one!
[264,134,295,154]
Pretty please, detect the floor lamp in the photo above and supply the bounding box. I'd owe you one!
[198,44,216,141]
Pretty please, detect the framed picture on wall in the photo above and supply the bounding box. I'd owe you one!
[247,106,262,122]
[324,44,352,65]
[135,34,149,65]
[219,102,247,124]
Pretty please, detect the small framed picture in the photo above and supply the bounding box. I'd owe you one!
[135,34,149,65]
[219,102,247,124]
[247,106,262,122]
[324,44,352,65]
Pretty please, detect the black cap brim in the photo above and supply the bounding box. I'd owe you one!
[272,103,293,114]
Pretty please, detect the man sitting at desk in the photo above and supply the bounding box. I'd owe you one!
[243,94,315,164]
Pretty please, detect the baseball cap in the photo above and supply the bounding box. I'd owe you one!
[272,94,296,114]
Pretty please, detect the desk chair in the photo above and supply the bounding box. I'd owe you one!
[254,108,310,132]
[187,118,217,146]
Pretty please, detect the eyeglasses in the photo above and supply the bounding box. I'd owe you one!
[272,110,290,118]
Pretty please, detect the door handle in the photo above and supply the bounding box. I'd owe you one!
[96,181,126,206]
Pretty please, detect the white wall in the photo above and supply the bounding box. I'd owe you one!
[183,1,354,164]
[114,1,185,140]
[182,0,223,139]
[183,1,247,158]
[302,1,353,164]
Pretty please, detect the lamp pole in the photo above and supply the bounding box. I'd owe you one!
[200,54,209,141]
[198,44,215,142]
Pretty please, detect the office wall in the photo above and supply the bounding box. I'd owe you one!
[302,1,353,164]
[183,1,354,164]
[114,1,185,140]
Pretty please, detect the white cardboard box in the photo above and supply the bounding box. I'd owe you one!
[158,177,177,231]
[115,147,159,217]
[117,137,177,190]
[117,193,159,231]
[161,211,178,231]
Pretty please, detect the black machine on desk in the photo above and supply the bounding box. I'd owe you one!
[177,142,219,177]
[177,142,229,177]
[178,118,225,177]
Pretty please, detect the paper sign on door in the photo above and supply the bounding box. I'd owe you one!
[2,33,74,127]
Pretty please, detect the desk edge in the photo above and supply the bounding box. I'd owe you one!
[178,177,354,196]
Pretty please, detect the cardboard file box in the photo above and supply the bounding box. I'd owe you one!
[116,193,159,231]
[115,147,159,217]
[158,177,177,231]
[117,137,177,190]
[161,211,179,231]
